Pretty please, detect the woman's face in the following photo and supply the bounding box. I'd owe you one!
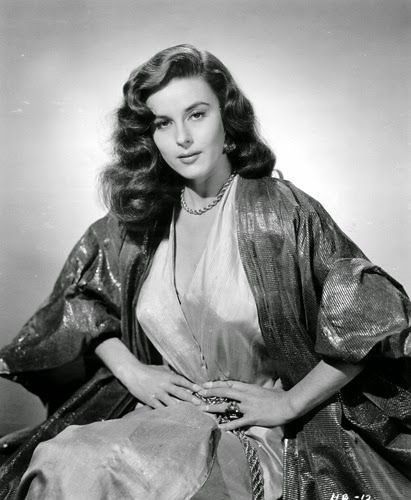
[146,77,230,184]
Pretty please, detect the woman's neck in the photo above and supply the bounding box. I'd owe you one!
[184,159,232,204]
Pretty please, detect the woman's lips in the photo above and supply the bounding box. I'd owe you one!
[178,152,201,164]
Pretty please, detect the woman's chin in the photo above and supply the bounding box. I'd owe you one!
[173,163,232,186]
[172,164,210,182]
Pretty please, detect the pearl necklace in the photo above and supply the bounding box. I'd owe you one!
[180,172,237,215]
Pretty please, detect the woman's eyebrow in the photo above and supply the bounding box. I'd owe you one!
[185,101,210,113]
[153,101,210,119]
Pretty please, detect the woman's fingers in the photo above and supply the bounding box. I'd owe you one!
[197,387,241,400]
[218,417,249,431]
[200,402,235,413]
[146,396,165,409]
[172,375,202,393]
[158,393,179,407]
[169,386,202,405]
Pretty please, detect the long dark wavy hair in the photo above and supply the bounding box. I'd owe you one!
[100,44,276,234]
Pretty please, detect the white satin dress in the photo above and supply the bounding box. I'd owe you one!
[136,175,283,498]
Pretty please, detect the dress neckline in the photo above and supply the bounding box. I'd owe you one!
[170,175,238,305]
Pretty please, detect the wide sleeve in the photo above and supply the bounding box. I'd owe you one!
[294,188,411,364]
[0,214,123,379]
[315,258,411,363]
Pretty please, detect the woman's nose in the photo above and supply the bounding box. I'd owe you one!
[175,123,193,148]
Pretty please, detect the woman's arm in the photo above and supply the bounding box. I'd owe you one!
[286,359,364,418]
[0,215,123,404]
[95,338,202,408]
[198,359,364,431]
[200,184,409,431]
[95,337,145,381]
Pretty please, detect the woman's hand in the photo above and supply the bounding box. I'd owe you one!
[197,360,365,431]
[119,362,202,409]
[95,338,202,410]
[197,380,295,431]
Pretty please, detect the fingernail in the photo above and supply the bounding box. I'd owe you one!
[192,384,201,392]
[203,382,212,388]
[198,389,207,395]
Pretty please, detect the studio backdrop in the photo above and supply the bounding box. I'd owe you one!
[1,0,409,435]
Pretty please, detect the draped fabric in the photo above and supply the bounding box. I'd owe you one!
[0,176,410,499]
[0,215,124,411]
[235,177,411,499]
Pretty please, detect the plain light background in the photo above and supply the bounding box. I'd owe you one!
[0,0,410,434]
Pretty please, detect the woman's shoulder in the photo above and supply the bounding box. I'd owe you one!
[74,212,126,261]
[87,212,124,240]
[236,175,325,219]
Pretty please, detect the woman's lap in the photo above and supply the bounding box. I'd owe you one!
[17,403,252,500]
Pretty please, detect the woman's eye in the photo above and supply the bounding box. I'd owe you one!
[189,111,205,121]
[155,120,171,130]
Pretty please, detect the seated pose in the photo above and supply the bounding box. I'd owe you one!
[0,44,410,500]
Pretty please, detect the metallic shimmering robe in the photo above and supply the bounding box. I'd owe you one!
[0,176,410,499]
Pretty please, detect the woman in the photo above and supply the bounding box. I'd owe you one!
[0,44,410,499]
